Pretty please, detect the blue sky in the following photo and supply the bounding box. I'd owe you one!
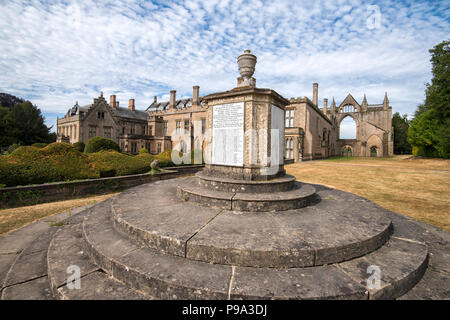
[0,0,449,134]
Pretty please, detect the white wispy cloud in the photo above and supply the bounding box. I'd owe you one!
[0,0,448,131]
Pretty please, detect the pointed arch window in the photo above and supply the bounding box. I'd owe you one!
[340,104,356,113]
[339,116,356,139]
[285,138,294,159]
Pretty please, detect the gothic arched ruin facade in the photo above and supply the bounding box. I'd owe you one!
[328,92,394,158]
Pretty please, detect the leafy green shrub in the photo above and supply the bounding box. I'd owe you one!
[84,137,120,154]
[0,143,97,187]
[7,143,21,154]
[89,150,151,176]
[412,146,419,157]
[0,143,177,187]
[139,147,149,154]
[73,142,85,152]
[31,142,48,148]
[9,146,44,161]
[99,168,116,178]
[41,142,75,155]
[155,149,175,167]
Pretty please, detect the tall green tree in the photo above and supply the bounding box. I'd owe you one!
[0,105,17,147]
[392,112,411,154]
[0,96,56,148]
[408,40,450,158]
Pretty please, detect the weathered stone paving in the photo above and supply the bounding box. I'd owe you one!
[0,178,448,300]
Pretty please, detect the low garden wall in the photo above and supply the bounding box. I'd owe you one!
[0,165,204,209]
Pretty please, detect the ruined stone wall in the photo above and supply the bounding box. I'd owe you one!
[333,101,393,157]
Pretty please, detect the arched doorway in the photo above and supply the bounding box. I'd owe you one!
[370,146,377,157]
[342,146,353,157]
[367,135,383,157]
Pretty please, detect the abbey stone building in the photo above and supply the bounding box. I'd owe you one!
[57,83,393,161]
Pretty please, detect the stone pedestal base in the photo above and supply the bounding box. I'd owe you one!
[203,164,285,181]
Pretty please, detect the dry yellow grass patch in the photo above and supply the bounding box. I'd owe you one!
[0,193,117,236]
[286,155,450,230]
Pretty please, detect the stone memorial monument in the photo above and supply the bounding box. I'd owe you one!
[18,50,435,301]
[177,50,318,212]
[202,49,287,180]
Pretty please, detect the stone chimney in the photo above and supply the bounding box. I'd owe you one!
[128,99,135,111]
[193,86,200,106]
[153,96,157,104]
[110,95,117,108]
[323,98,328,114]
[170,90,176,109]
[313,83,318,106]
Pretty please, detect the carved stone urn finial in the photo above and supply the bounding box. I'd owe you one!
[237,49,257,87]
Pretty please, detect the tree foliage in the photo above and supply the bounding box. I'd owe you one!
[408,40,450,158]
[0,93,56,148]
[392,112,412,154]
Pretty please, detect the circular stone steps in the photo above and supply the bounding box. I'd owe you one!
[47,214,150,300]
[177,180,317,212]
[110,179,393,268]
[79,193,428,300]
[196,171,297,193]
[4,175,448,300]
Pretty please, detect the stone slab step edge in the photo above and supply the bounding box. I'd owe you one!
[47,223,150,300]
[112,202,394,268]
[177,182,318,212]
[82,205,429,300]
[196,172,297,193]
[1,229,57,300]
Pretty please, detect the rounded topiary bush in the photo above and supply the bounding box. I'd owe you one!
[9,146,44,161]
[84,137,120,154]
[41,142,75,155]
[7,143,21,154]
[73,141,85,152]
[1,143,96,187]
[31,142,48,148]
[155,149,173,167]
[89,150,150,176]
[139,147,149,154]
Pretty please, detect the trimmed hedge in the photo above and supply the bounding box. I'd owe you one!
[7,143,21,154]
[84,137,120,154]
[73,142,85,152]
[31,142,48,148]
[139,147,149,154]
[0,143,96,187]
[0,143,181,187]
[89,150,152,177]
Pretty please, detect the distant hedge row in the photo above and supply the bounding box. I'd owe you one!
[0,142,184,187]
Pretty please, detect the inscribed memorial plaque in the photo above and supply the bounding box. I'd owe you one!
[212,102,244,166]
